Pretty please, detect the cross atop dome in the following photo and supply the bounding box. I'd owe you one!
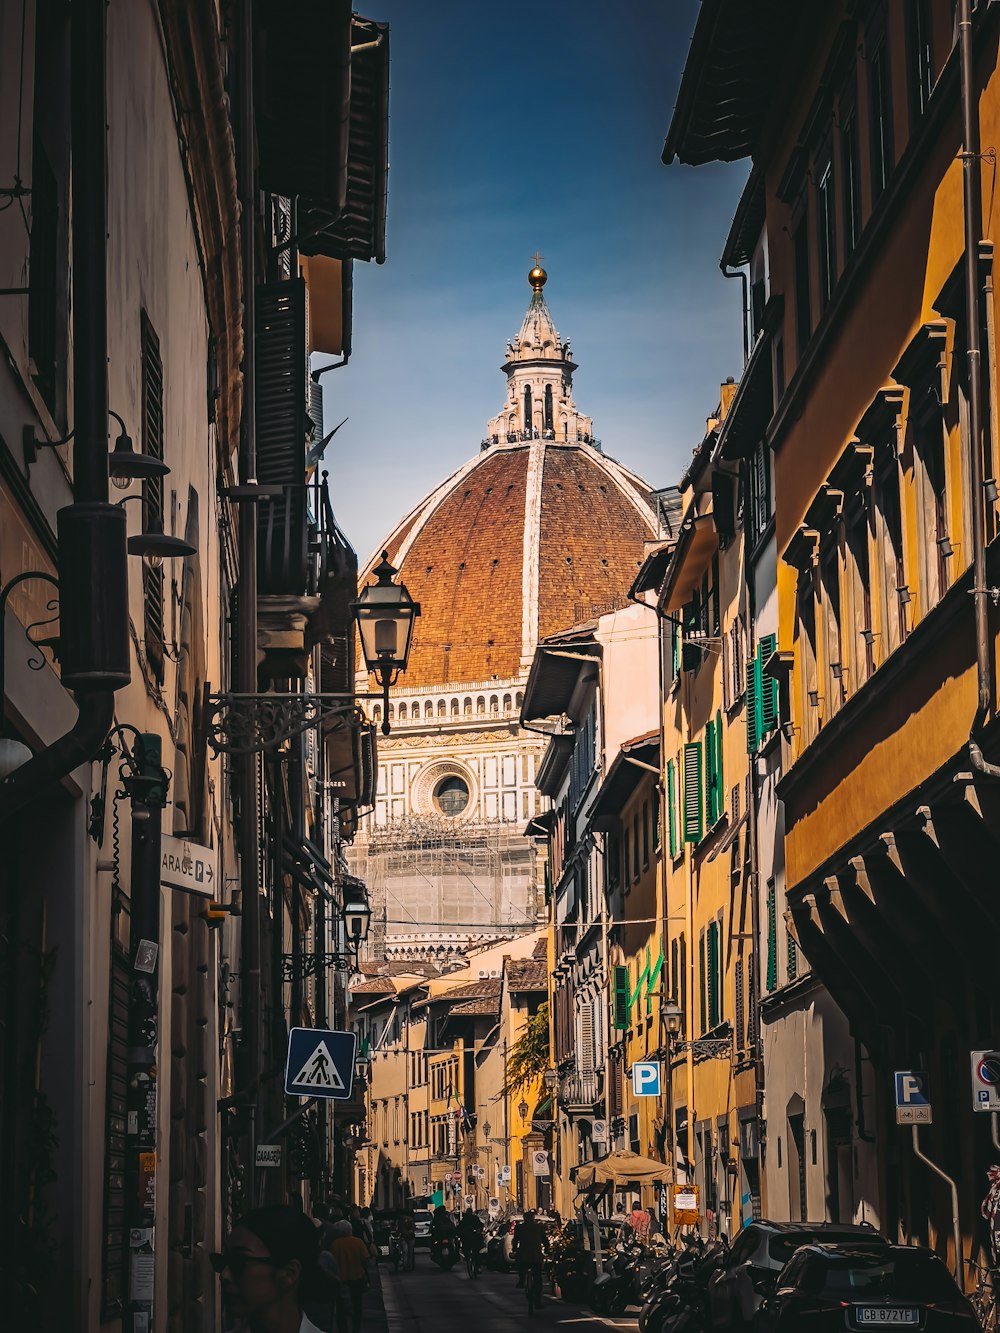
[484,265,595,448]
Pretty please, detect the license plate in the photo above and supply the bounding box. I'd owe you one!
[854,1309,919,1325]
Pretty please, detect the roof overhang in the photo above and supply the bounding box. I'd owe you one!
[629,541,674,601]
[589,735,661,831]
[658,513,718,614]
[521,638,600,727]
[662,0,800,166]
[715,296,783,462]
[298,18,390,264]
[722,165,766,269]
[253,0,352,210]
[524,807,556,839]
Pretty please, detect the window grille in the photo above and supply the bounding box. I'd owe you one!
[140,312,165,682]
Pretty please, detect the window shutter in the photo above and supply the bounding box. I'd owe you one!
[683,742,703,842]
[746,653,759,752]
[256,278,308,594]
[715,710,724,823]
[140,313,165,684]
[707,920,720,1028]
[786,923,798,982]
[647,949,663,1016]
[704,719,715,826]
[735,956,746,1050]
[579,1002,596,1072]
[747,952,756,1050]
[766,882,778,992]
[667,760,677,856]
[759,633,779,735]
[698,931,707,1033]
[611,965,630,1030]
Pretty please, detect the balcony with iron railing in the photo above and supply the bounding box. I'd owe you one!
[480,428,602,450]
[559,1069,601,1111]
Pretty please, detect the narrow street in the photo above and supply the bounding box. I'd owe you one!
[379,1261,636,1333]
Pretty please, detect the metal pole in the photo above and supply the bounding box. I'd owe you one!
[124,735,167,1333]
[911,1125,963,1279]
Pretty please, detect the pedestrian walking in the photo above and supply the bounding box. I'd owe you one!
[328,1218,372,1333]
[397,1208,416,1271]
[213,1202,331,1333]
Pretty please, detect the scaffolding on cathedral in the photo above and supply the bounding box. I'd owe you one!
[353,813,542,961]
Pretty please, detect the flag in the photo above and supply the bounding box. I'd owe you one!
[448,1084,473,1131]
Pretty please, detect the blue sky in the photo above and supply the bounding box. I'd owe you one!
[317,0,749,564]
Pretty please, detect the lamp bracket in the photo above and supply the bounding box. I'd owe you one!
[205,692,381,756]
[672,1037,733,1060]
[281,951,353,981]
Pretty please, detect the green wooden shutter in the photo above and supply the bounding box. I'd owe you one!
[766,882,778,992]
[666,760,677,856]
[647,949,663,1016]
[786,924,798,982]
[746,652,760,753]
[759,633,779,735]
[683,742,703,842]
[707,920,720,1028]
[704,719,715,826]
[611,965,630,1029]
[715,711,724,820]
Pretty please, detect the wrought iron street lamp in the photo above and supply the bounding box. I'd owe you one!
[663,1001,684,1040]
[542,1067,558,1091]
[518,1099,529,1123]
[343,885,372,952]
[352,552,420,735]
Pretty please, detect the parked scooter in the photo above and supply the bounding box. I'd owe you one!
[643,1238,727,1333]
[590,1236,647,1315]
[430,1232,459,1270]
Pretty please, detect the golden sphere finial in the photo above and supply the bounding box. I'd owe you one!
[529,251,547,292]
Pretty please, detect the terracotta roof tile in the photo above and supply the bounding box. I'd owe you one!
[449,997,501,1016]
[506,958,548,992]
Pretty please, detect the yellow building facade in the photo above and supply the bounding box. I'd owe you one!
[666,0,1000,1271]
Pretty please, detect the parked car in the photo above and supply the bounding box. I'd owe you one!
[757,1243,982,1330]
[412,1208,433,1248]
[707,1220,889,1329]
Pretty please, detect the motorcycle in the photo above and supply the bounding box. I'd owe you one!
[643,1238,727,1333]
[590,1238,647,1315]
[430,1232,459,1271]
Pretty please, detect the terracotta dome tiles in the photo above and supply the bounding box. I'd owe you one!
[385,447,530,688]
[368,442,657,691]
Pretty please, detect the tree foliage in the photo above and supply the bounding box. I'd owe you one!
[506,1001,550,1095]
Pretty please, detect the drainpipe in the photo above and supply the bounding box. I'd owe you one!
[959,0,1000,779]
[0,0,126,821]
[235,0,263,1184]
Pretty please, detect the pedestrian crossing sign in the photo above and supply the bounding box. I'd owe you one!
[284,1027,357,1100]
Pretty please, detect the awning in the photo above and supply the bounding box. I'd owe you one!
[521,637,599,725]
[253,0,352,211]
[324,714,377,808]
[658,513,718,614]
[524,808,556,839]
[301,255,353,357]
[299,18,389,264]
[576,1150,672,1189]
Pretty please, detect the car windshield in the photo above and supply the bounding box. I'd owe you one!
[799,1251,958,1302]
[768,1233,885,1265]
[413,1211,431,1226]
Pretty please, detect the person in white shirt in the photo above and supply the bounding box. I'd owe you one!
[212,1203,332,1333]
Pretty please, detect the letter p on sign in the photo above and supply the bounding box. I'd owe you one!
[632,1061,662,1097]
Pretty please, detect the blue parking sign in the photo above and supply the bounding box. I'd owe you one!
[632,1061,662,1097]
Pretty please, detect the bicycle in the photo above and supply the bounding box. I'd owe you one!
[968,1257,998,1331]
[465,1243,481,1279]
[524,1262,543,1314]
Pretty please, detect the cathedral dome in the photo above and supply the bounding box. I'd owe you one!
[362,272,658,690]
